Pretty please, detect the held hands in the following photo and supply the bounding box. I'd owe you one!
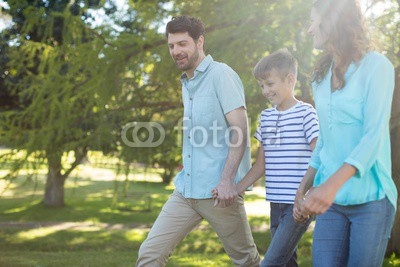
[293,185,336,222]
[211,182,238,208]
[302,184,335,215]
[293,191,310,223]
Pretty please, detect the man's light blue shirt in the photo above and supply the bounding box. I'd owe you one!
[310,51,398,209]
[173,55,251,199]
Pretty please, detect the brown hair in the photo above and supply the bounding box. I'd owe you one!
[312,0,370,89]
[253,48,298,81]
[165,15,205,41]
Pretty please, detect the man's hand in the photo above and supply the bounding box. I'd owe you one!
[212,181,238,208]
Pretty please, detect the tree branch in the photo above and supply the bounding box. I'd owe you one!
[62,146,88,179]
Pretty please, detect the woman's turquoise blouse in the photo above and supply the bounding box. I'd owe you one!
[309,51,398,209]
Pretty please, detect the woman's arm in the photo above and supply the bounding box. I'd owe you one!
[302,163,357,216]
[343,55,394,178]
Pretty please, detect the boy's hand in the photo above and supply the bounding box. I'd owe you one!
[293,190,310,223]
[293,206,309,223]
[212,188,219,206]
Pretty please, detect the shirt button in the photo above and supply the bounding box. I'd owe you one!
[187,173,190,176]
[190,97,193,100]
[188,155,191,158]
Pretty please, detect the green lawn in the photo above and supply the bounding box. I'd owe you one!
[0,165,399,267]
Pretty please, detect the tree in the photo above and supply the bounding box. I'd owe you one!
[0,0,118,206]
[0,0,180,206]
[0,0,154,207]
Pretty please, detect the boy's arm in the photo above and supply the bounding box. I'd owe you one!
[309,137,317,151]
[297,137,318,198]
[293,137,318,222]
[236,143,265,194]
[293,166,317,222]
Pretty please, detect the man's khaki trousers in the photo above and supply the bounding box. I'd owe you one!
[136,190,260,267]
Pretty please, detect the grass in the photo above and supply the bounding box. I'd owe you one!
[0,164,399,267]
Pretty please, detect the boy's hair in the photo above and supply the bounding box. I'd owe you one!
[253,49,298,81]
[165,15,205,41]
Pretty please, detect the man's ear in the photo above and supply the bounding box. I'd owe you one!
[197,35,204,50]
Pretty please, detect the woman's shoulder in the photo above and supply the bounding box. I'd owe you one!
[362,51,394,68]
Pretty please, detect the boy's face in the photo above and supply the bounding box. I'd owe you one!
[258,69,295,109]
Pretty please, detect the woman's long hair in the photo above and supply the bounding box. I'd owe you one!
[312,0,371,89]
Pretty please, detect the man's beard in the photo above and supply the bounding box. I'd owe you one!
[175,49,199,71]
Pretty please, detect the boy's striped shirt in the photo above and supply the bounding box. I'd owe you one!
[255,101,319,204]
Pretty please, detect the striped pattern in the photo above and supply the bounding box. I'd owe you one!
[255,101,319,204]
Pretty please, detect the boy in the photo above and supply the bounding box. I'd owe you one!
[216,49,319,266]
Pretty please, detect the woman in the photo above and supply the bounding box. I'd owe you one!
[293,0,397,266]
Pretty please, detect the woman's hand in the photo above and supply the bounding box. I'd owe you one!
[302,185,335,215]
[301,164,357,216]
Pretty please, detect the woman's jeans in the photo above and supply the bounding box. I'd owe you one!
[261,203,312,267]
[312,197,395,267]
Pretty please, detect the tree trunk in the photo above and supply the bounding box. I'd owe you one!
[387,198,400,255]
[161,165,175,184]
[43,152,66,208]
[387,124,400,255]
[386,62,400,255]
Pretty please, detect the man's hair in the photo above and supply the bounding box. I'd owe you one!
[253,49,298,81]
[165,15,205,41]
[312,0,370,89]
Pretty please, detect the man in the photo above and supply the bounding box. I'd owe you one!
[136,15,260,267]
